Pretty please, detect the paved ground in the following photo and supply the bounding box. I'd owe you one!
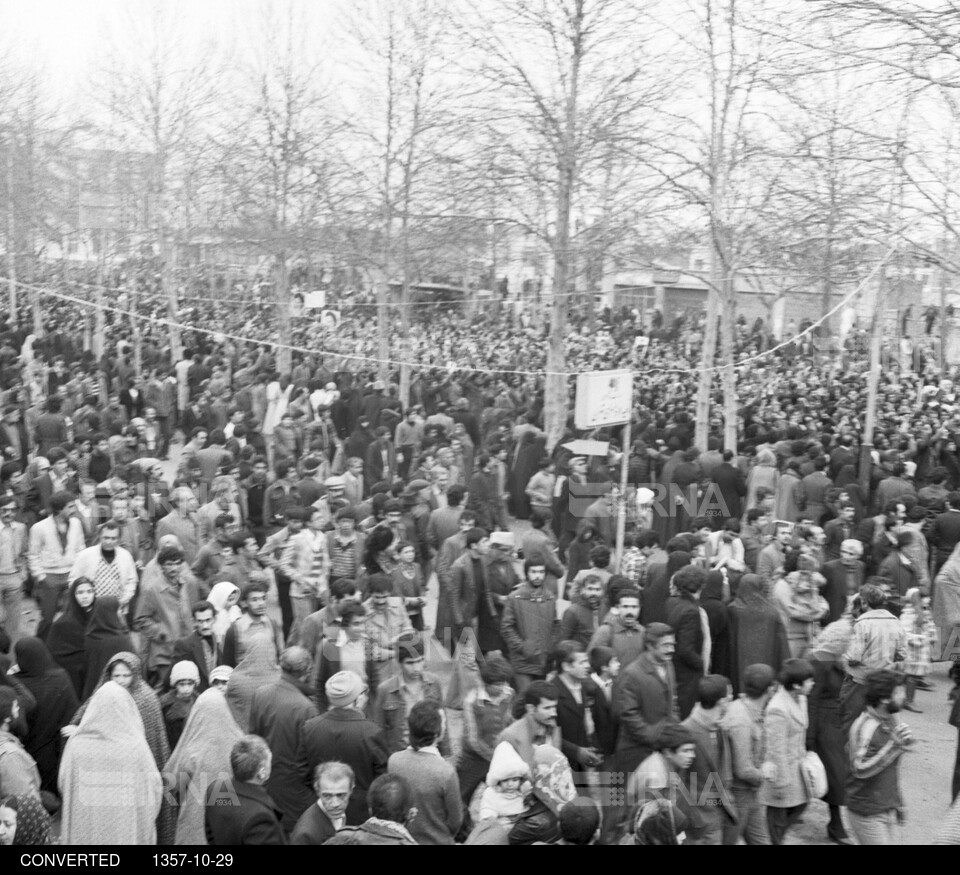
[15,439,955,844]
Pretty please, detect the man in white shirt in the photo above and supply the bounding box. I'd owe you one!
[28,491,86,639]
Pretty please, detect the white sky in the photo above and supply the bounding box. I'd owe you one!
[0,0,327,104]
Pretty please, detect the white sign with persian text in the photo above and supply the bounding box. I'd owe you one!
[574,369,633,429]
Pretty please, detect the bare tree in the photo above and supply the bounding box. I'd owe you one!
[337,0,464,401]
[215,3,338,375]
[88,0,222,360]
[457,0,665,450]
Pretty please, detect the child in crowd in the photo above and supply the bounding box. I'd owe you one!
[478,742,531,827]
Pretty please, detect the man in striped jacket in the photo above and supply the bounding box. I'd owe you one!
[846,669,913,845]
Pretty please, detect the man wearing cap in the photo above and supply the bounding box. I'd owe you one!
[0,492,29,642]
[296,670,389,825]
[161,660,201,748]
[365,427,397,487]
[250,646,319,832]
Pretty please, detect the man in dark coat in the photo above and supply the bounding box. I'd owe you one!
[0,406,29,471]
[711,451,747,529]
[205,735,286,845]
[295,670,389,825]
[466,453,503,532]
[820,542,865,624]
[612,623,679,774]
[552,641,604,785]
[170,600,221,692]
[364,427,397,486]
[291,761,354,844]
[668,566,707,719]
[249,646,319,832]
[929,491,960,573]
[323,775,418,846]
[451,397,481,448]
[449,528,498,652]
[33,397,68,458]
[681,674,739,844]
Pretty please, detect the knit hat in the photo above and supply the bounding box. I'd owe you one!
[170,661,200,685]
[209,665,233,684]
[485,741,531,787]
[325,670,363,708]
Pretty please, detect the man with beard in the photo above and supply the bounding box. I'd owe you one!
[561,573,605,648]
[846,669,914,845]
[500,559,558,692]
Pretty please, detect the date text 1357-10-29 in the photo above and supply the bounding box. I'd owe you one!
[152,854,234,867]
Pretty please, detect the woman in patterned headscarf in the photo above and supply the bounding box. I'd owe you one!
[163,688,243,845]
[0,793,53,846]
[59,681,162,844]
[65,651,174,843]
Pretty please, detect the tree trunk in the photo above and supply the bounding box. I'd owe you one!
[695,286,719,451]
[276,253,292,375]
[721,271,738,458]
[160,227,182,361]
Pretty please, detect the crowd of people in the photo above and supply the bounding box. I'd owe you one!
[0,281,959,847]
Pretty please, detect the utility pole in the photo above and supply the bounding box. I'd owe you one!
[5,142,16,328]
